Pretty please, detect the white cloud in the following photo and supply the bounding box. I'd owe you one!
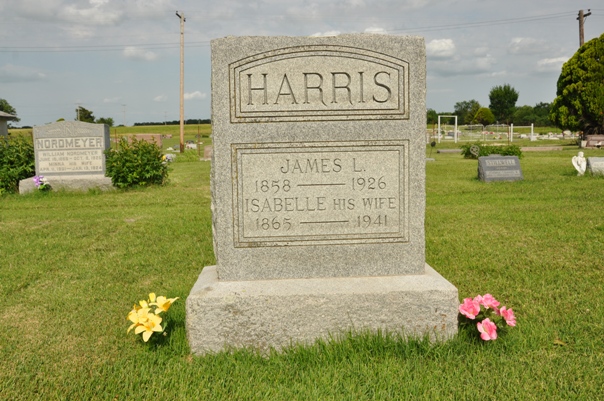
[154,95,167,102]
[508,37,548,55]
[123,46,158,61]
[426,39,456,58]
[0,64,46,83]
[184,91,207,100]
[127,0,176,19]
[63,1,122,25]
[428,53,498,78]
[310,31,341,37]
[347,0,366,7]
[364,27,387,35]
[475,54,496,71]
[103,97,121,103]
[473,47,489,56]
[536,57,568,72]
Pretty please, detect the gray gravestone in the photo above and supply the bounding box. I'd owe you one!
[587,157,604,175]
[19,121,113,193]
[186,34,458,354]
[478,155,523,182]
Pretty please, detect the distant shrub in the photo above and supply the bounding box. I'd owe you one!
[0,135,35,194]
[104,137,168,188]
[460,142,523,159]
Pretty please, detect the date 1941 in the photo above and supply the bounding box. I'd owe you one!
[253,215,388,232]
[357,214,387,228]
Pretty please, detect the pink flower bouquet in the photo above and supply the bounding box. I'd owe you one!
[459,294,516,341]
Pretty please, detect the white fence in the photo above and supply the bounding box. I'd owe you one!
[427,123,538,143]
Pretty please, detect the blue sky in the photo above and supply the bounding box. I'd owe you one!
[1,0,602,127]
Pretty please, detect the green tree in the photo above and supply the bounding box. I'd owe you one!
[454,99,481,124]
[511,103,552,126]
[513,105,536,125]
[489,84,518,124]
[550,33,604,136]
[76,106,95,123]
[473,107,495,126]
[0,98,20,123]
[426,108,438,125]
[96,117,114,127]
[533,102,552,126]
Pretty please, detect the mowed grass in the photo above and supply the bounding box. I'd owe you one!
[1,147,603,400]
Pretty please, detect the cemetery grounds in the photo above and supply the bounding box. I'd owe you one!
[1,126,603,400]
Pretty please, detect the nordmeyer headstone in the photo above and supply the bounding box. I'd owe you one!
[587,157,604,175]
[186,34,458,354]
[19,121,113,193]
[478,155,523,182]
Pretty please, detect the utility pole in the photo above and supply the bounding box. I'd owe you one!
[577,9,591,47]
[176,11,185,153]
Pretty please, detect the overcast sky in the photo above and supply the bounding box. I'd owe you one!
[1,0,602,127]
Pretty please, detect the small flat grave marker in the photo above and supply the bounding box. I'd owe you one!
[478,155,523,182]
[587,157,604,175]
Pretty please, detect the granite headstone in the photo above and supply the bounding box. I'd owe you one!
[587,157,604,175]
[19,121,113,193]
[478,155,523,182]
[186,34,458,354]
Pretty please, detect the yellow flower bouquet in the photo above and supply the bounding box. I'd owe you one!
[127,293,179,342]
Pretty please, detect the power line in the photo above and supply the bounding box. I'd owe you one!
[388,12,572,34]
[0,41,210,53]
[0,10,593,54]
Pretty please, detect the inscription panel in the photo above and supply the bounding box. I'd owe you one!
[232,141,408,247]
[37,147,104,174]
[230,45,409,122]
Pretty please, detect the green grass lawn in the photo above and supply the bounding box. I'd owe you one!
[1,148,603,400]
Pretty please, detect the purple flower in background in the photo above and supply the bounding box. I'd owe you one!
[32,175,51,191]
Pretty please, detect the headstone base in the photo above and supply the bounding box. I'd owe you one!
[186,264,458,354]
[19,175,114,194]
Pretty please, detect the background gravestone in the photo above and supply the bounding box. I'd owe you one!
[478,155,523,182]
[19,121,113,193]
[186,34,458,354]
[587,157,604,175]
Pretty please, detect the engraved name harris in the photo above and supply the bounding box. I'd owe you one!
[244,70,394,107]
[230,46,409,122]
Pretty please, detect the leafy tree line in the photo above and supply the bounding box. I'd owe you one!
[430,33,603,136]
[428,85,553,127]
[73,107,211,127]
[75,106,114,127]
[134,119,211,126]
